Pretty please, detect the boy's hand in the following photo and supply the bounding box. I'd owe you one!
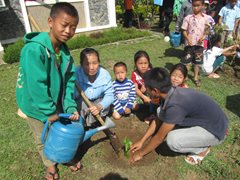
[129,150,143,164]
[48,114,59,122]
[197,36,204,45]
[130,140,143,153]
[187,38,192,46]
[69,111,79,121]
[124,108,131,115]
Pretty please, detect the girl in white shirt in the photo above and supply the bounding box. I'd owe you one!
[202,34,238,78]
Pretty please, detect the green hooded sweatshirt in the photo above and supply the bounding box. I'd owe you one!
[16,32,77,122]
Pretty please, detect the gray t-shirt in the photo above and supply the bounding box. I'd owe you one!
[160,87,228,140]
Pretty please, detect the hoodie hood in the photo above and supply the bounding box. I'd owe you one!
[24,32,70,57]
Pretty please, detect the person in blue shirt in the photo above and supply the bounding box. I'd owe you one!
[112,62,136,120]
[75,48,114,127]
[218,0,240,46]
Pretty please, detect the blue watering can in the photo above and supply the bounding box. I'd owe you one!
[170,32,181,47]
[41,113,115,163]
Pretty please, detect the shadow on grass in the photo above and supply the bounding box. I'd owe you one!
[162,47,184,58]
[100,172,128,180]
[72,136,109,164]
[226,94,240,117]
[165,62,174,71]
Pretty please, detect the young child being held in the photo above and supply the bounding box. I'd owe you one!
[16,2,80,179]
[131,50,152,103]
[181,0,210,87]
[202,34,238,78]
[112,62,136,120]
[170,63,189,88]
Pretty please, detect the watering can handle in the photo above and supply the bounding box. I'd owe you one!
[41,114,81,144]
[41,120,49,144]
[59,113,72,119]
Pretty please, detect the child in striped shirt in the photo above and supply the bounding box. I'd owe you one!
[112,62,136,120]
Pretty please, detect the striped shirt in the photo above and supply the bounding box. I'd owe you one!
[113,78,136,114]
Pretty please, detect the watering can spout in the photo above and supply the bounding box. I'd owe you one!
[83,117,116,142]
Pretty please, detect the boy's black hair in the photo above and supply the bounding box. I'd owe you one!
[207,34,221,50]
[80,48,100,65]
[170,63,188,79]
[144,67,172,93]
[50,2,79,20]
[113,61,127,72]
[192,0,204,4]
[134,50,153,68]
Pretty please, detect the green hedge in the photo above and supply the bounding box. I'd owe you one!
[3,39,24,64]
[3,27,151,64]
[67,27,151,50]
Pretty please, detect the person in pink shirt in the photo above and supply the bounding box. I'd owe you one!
[181,0,209,87]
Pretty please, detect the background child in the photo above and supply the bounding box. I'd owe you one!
[16,2,80,179]
[202,34,238,78]
[75,48,114,127]
[112,62,136,120]
[170,63,189,88]
[181,0,209,87]
[131,50,159,124]
[131,50,152,103]
[158,0,174,36]
[218,0,240,46]
[175,0,193,33]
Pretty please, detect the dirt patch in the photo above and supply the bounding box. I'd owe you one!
[222,62,240,85]
[94,115,159,168]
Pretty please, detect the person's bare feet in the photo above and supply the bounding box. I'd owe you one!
[69,161,82,172]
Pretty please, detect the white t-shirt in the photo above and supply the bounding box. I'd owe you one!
[202,46,223,74]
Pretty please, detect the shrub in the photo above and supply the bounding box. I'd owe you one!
[67,27,151,50]
[3,27,151,63]
[3,39,24,64]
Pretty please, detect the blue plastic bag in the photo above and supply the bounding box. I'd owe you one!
[154,0,163,6]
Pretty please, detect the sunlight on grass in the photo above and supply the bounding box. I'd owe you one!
[1,37,239,179]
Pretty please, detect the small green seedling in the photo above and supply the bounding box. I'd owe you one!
[123,137,133,158]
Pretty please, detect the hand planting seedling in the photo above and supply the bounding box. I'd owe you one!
[123,137,133,158]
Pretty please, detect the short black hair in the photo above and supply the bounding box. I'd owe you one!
[113,61,127,72]
[80,48,100,65]
[192,0,204,4]
[144,67,172,93]
[170,63,188,79]
[50,2,79,20]
[208,34,221,50]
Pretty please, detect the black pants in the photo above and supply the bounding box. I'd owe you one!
[124,9,133,28]
[159,7,173,33]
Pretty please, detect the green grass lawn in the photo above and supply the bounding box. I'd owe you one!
[0,36,239,179]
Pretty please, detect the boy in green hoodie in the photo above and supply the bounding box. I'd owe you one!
[16,2,80,179]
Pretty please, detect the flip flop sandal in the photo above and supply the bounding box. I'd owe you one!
[185,149,210,165]
[194,79,201,87]
[45,168,59,180]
